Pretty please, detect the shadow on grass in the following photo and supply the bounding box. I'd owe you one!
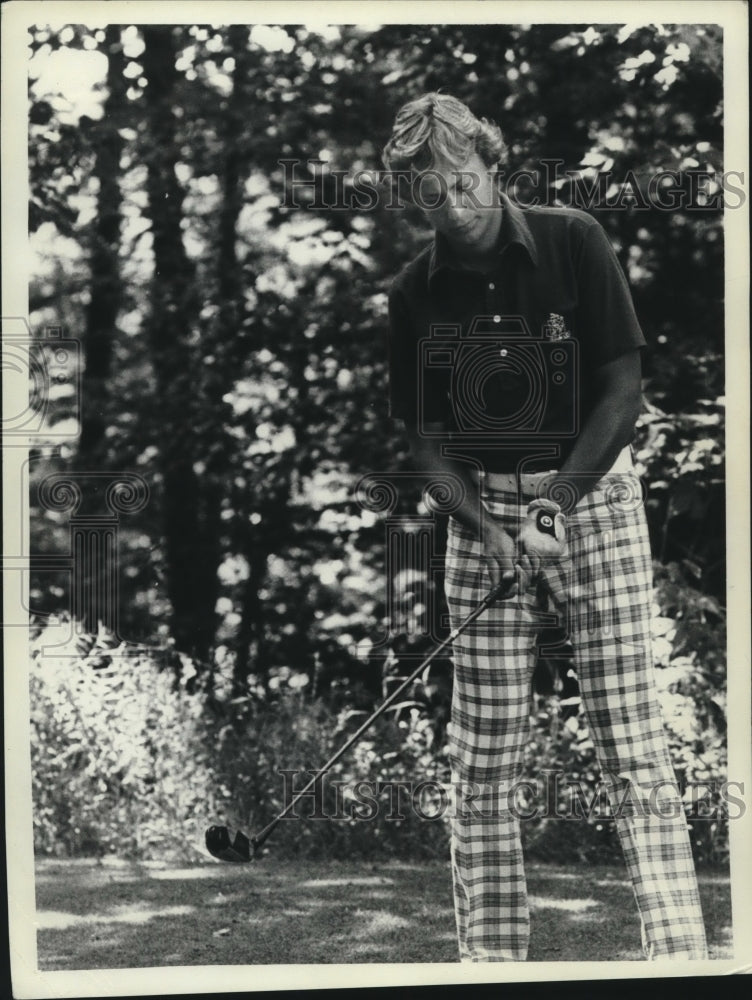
[35,859,732,970]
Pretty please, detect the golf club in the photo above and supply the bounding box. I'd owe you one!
[206,572,518,863]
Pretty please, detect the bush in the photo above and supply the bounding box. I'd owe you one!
[31,560,727,867]
[206,684,451,860]
[29,619,452,861]
[30,620,218,860]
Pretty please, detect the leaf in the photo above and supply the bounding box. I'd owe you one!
[385,701,423,715]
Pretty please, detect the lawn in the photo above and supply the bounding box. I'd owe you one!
[35,858,733,969]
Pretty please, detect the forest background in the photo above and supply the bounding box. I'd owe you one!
[24,19,730,866]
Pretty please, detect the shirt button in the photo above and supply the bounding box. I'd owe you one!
[488,282,495,290]
[493,314,501,323]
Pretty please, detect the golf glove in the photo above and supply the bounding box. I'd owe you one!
[518,498,567,574]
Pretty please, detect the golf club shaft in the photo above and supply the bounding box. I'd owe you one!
[251,575,514,851]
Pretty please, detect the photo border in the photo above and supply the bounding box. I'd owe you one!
[3,0,749,994]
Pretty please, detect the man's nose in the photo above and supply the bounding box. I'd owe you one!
[446,191,467,218]
[446,200,471,228]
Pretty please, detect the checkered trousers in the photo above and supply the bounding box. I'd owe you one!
[444,474,708,962]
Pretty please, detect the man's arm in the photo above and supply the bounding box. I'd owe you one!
[546,348,642,510]
[404,422,523,592]
[388,284,523,591]
[541,218,646,509]
[515,349,642,578]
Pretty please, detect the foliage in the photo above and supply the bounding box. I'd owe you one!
[30,620,451,860]
[26,21,728,864]
[31,579,727,864]
[210,692,451,861]
[634,399,725,593]
[28,20,726,655]
[651,560,728,863]
[30,622,218,859]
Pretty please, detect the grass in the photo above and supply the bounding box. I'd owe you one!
[35,858,732,969]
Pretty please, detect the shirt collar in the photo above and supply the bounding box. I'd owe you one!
[428,191,538,285]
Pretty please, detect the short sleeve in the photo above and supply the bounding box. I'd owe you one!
[575,221,647,367]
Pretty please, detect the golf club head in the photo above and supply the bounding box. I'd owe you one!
[205,825,255,863]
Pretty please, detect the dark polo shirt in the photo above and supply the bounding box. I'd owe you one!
[387,193,646,473]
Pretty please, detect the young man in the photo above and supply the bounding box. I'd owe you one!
[382,93,708,962]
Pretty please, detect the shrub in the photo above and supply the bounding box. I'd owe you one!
[206,686,451,860]
[30,557,727,867]
[30,619,452,861]
[30,620,218,860]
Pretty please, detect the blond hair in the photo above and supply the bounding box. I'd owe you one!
[382,93,505,173]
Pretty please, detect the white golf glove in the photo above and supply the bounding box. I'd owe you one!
[518,498,568,576]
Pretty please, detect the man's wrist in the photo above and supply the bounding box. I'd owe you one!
[534,475,581,515]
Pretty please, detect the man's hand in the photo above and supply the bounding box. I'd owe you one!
[480,515,532,596]
[518,499,567,577]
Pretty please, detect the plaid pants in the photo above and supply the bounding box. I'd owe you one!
[444,469,708,962]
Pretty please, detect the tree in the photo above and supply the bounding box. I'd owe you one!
[140,25,218,660]
[28,20,726,684]
[77,24,127,472]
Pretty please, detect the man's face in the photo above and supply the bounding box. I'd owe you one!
[413,150,501,256]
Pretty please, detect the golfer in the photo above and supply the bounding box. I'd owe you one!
[382,93,708,962]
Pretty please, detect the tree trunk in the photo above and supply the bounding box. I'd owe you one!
[140,25,216,662]
[78,24,126,472]
[69,26,127,634]
[207,26,268,691]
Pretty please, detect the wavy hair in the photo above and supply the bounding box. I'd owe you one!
[382,93,505,173]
